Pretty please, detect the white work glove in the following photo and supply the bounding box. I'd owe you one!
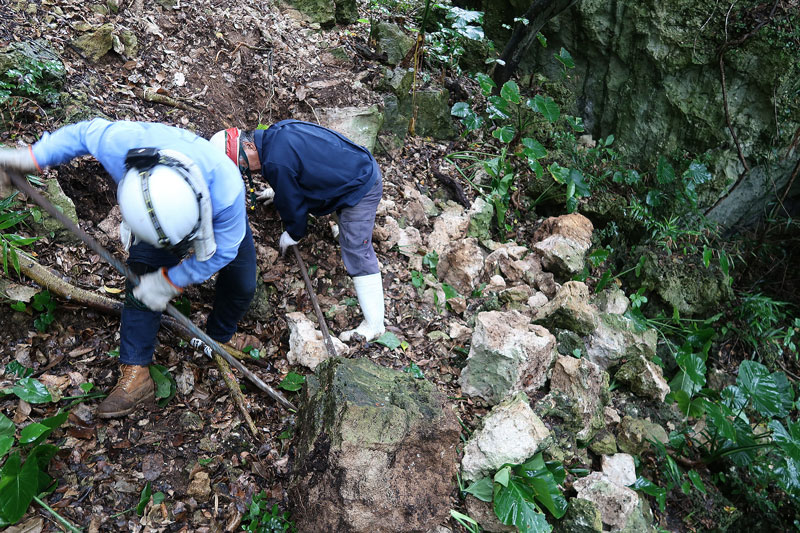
[0,147,38,197]
[256,186,275,205]
[340,273,386,342]
[132,267,182,312]
[279,230,299,256]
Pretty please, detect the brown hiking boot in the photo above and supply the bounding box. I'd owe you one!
[97,364,155,419]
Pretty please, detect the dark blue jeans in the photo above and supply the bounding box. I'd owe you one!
[119,223,256,366]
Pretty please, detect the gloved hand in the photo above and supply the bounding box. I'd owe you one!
[279,231,299,256]
[0,147,38,197]
[0,147,38,173]
[256,186,275,205]
[132,267,182,312]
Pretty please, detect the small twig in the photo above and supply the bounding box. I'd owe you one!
[213,353,261,440]
[34,495,83,533]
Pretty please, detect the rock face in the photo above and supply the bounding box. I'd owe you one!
[459,311,557,404]
[370,22,415,66]
[548,356,609,442]
[573,473,640,531]
[534,281,599,336]
[318,105,384,153]
[289,357,460,533]
[461,393,551,482]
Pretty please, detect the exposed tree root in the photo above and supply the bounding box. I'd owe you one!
[7,250,264,438]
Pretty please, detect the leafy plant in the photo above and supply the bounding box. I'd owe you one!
[0,409,75,529]
[0,192,39,276]
[242,490,296,533]
[462,452,567,533]
[0,54,64,106]
[426,4,485,75]
[278,372,305,392]
[149,364,177,407]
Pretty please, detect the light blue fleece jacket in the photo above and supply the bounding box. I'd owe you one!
[31,118,246,287]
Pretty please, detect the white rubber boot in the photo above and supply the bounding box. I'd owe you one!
[339,273,385,342]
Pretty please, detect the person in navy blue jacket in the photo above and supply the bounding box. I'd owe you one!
[0,119,256,418]
[210,121,386,342]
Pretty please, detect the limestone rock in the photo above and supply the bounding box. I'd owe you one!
[549,356,609,442]
[318,105,383,153]
[534,281,599,336]
[461,392,551,482]
[459,311,556,404]
[601,453,636,487]
[584,313,657,371]
[413,89,456,140]
[33,178,80,244]
[614,354,670,401]
[466,197,494,241]
[554,498,603,533]
[533,214,594,277]
[370,22,415,66]
[588,429,617,456]
[437,237,484,294]
[290,357,460,533]
[374,215,422,256]
[591,287,630,315]
[616,416,669,456]
[573,472,639,531]
[286,312,348,370]
[426,204,468,255]
[464,495,516,532]
[72,23,114,62]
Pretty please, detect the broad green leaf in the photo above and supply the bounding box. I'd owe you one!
[683,161,712,184]
[450,102,471,118]
[26,444,58,493]
[769,419,800,461]
[587,248,609,267]
[487,95,510,120]
[0,414,13,438]
[554,47,574,69]
[279,372,306,392]
[0,451,39,524]
[521,138,547,160]
[152,492,165,505]
[594,270,613,293]
[463,113,484,132]
[528,159,544,178]
[720,385,747,411]
[674,390,705,418]
[403,363,425,379]
[656,156,675,184]
[0,437,12,459]
[10,378,51,404]
[494,479,551,533]
[149,365,177,407]
[474,72,496,96]
[19,423,48,446]
[702,399,736,441]
[736,360,793,418]
[548,163,570,184]
[374,331,402,350]
[670,351,706,396]
[531,95,560,123]
[536,32,547,47]
[492,125,515,143]
[500,81,521,104]
[516,454,568,518]
[687,470,707,494]
[464,477,493,502]
[564,115,584,132]
[494,466,511,487]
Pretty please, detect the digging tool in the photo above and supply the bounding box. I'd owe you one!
[291,245,338,358]
[8,170,296,411]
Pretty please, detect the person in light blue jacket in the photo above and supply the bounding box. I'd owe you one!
[0,118,256,418]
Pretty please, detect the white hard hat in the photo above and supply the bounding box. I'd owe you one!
[118,164,201,250]
[208,128,241,166]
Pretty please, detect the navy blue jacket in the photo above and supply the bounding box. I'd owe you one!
[254,120,380,240]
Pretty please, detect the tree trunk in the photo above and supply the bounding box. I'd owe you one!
[492,0,580,88]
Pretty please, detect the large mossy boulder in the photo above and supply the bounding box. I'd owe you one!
[0,40,64,107]
[289,357,460,533]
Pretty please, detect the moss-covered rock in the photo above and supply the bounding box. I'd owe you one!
[72,23,114,62]
[632,246,733,317]
[554,498,603,533]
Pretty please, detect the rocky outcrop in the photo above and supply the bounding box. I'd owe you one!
[290,357,459,533]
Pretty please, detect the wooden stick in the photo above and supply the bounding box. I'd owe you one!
[6,249,281,428]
